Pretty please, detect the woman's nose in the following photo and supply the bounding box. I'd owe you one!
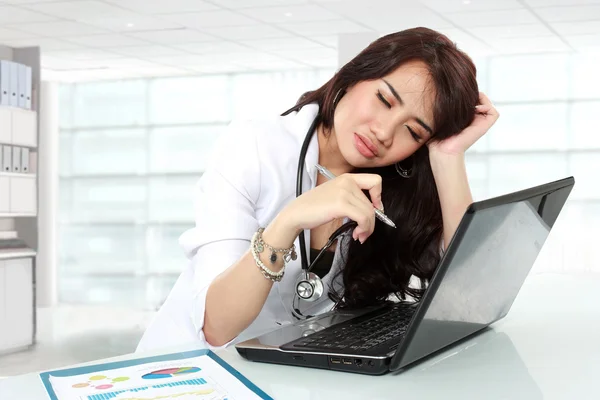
[371,118,397,146]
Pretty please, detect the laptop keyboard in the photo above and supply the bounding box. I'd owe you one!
[292,304,417,352]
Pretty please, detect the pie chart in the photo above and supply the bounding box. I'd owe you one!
[142,367,201,380]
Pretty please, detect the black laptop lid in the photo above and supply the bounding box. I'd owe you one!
[390,177,575,371]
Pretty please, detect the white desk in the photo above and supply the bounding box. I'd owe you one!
[1,273,599,400]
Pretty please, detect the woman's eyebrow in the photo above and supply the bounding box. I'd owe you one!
[382,79,404,105]
[382,79,433,135]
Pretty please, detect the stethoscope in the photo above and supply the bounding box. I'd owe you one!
[292,113,358,320]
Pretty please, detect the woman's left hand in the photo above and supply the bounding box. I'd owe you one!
[427,92,499,157]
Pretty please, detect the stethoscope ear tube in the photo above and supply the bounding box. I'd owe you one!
[296,115,323,273]
[307,221,357,274]
[293,115,358,318]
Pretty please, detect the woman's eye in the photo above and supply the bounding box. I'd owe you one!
[406,126,422,143]
[377,90,391,109]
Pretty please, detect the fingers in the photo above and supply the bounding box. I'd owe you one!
[345,191,376,243]
[347,202,375,243]
[478,91,493,106]
[328,173,383,243]
[475,104,492,115]
[340,173,383,211]
[476,92,499,118]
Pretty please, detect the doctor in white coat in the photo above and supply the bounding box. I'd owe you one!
[136,27,499,353]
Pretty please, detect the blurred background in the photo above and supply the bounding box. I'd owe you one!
[0,0,599,377]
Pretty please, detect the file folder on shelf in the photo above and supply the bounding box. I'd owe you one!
[18,64,26,109]
[12,146,21,172]
[0,61,9,107]
[9,62,18,107]
[21,147,29,173]
[24,66,32,110]
[2,145,11,172]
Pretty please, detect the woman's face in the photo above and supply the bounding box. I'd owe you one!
[333,59,436,169]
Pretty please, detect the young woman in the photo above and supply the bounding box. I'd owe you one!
[136,27,499,352]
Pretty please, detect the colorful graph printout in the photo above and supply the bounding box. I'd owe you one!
[39,350,271,400]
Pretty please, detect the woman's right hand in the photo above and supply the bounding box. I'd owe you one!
[278,173,384,244]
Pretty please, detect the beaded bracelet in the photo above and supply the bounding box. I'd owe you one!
[250,230,286,282]
[254,227,297,264]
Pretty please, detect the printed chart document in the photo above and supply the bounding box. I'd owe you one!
[39,349,272,400]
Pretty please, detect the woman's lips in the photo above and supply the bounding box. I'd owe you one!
[353,133,378,158]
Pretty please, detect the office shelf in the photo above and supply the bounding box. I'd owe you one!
[0,248,36,260]
[0,172,36,179]
[60,219,192,226]
[0,44,40,355]
[0,105,35,112]
[0,213,36,218]
[59,171,204,180]
[0,107,38,148]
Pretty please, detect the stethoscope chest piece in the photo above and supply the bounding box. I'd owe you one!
[295,271,324,302]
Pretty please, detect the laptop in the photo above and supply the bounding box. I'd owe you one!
[235,177,575,375]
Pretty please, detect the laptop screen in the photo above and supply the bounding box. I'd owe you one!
[392,180,573,370]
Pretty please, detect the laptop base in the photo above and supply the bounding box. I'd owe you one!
[236,347,391,375]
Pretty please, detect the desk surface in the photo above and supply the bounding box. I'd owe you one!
[1,273,599,400]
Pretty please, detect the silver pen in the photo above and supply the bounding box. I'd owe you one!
[315,164,397,228]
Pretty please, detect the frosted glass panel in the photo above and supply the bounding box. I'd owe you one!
[489,103,568,150]
[489,54,569,102]
[533,202,600,274]
[149,76,230,124]
[571,54,600,99]
[71,178,147,223]
[146,224,191,274]
[465,154,489,199]
[465,154,489,182]
[58,179,72,222]
[72,80,147,127]
[472,56,489,93]
[59,275,178,309]
[149,125,225,173]
[71,128,147,175]
[59,84,73,129]
[59,224,146,274]
[469,130,489,153]
[316,69,335,87]
[148,177,197,222]
[231,70,323,119]
[568,153,600,199]
[59,132,72,176]
[487,154,568,197]
[569,102,600,149]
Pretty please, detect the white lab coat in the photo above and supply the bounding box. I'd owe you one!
[136,103,348,353]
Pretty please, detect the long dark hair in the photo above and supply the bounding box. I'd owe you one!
[282,27,479,309]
